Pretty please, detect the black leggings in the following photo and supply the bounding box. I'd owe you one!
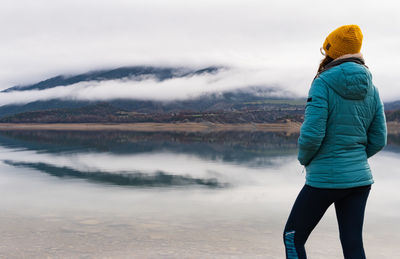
[283,184,371,259]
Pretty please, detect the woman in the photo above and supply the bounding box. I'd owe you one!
[283,25,387,259]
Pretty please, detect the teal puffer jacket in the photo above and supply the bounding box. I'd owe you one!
[298,61,387,188]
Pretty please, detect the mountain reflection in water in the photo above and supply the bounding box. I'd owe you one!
[3,160,224,188]
[0,130,299,156]
[0,130,300,188]
[0,130,398,189]
[0,129,399,258]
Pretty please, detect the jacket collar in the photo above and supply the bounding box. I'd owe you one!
[324,53,367,70]
[315,53,367,79]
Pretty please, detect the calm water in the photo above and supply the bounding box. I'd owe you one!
[0,130,399,258]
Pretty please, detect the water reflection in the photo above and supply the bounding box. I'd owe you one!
[3,160,224,188]
[0,130,398,188]
[0,130,299,162]
[0,130,399,258]
[0,130,300,189]
[386,133,400,153]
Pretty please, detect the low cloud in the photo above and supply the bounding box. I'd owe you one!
[0,67,306,106]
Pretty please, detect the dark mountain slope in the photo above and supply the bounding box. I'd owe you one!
[2,66,220,93]
[385,100,400,111]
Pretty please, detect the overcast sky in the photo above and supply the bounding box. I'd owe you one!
[1,0,399,102]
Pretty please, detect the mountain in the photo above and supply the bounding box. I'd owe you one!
[385,109,400,122]
[385,100,400,111]
[0,66,220,117]
[2,66,220,93]
[0,102,304,123]
[383,101,400,122]
[1,65,398,124]
[0,65,307,123]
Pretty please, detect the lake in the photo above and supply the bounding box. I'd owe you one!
[0,130,399,258]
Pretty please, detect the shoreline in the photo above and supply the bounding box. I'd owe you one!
[0,122,302,133]
[0,121,398,134]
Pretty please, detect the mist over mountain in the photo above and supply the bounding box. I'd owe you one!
[0,65,398,123]
[0,65,220,117]
[0,65,307,123]
[2,66,220,93]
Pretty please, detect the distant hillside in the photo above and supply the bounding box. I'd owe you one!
[384,100,400,122]
[0,89,305,118]
[386,110,400,122]
[385,100,400,112]
[0,65,308,123]
[0,101,305,124]
[0,65,398,124]
[2,96,398,124]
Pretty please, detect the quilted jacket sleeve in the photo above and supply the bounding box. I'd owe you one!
[366,88,387,158]
[298,78,329,166]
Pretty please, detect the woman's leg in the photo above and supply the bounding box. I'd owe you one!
[334,185,371,259]
[283,185,335,259]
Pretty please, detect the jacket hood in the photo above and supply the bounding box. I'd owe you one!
[318,61,372,100]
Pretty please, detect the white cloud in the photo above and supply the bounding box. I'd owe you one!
[0,68,303,105]
[0,0,399,101]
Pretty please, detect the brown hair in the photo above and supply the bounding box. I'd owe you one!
[317,55,334,74]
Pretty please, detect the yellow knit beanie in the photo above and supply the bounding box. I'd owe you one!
[323,25,363,59]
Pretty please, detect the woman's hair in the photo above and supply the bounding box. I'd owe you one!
[317,55,334,74]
